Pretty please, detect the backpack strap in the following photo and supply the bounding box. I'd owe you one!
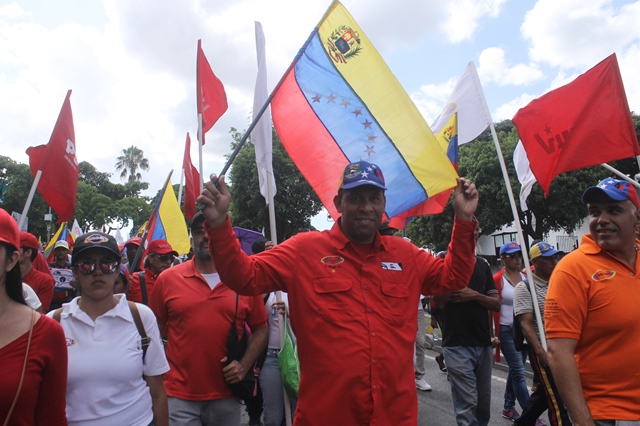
[128,301,150,362]
[138,271,148,305]
[52,307,63,323]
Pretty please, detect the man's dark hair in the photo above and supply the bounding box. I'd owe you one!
[21,246,38,262]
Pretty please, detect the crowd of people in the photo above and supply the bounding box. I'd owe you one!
[1,161,639,426]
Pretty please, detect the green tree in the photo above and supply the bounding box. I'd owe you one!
[0,156,50,238]
[115,145,150,182]
[227,128,323,242]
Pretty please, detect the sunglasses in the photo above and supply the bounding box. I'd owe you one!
[75,258,120,275]
[503,252,522,259]
[151,253,175,263]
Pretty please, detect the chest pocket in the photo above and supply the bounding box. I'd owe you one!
[380,279,410,326]
[313,278,353,324]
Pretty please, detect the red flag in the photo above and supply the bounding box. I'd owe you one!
[182,133,201,220]
[26,90,79,223]
[513,54,640,195]
[197,39,228,142]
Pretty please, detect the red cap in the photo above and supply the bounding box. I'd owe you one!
[146,239,178,256]
[124,237,142,247]
[20,232,39,250]
[0,209,20,250]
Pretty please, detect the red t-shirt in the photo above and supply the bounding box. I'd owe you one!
[22,268,55,312]
[0,314,68,425]
[128,267,159,304]
[148,259,267,400]
[207,217,476,425]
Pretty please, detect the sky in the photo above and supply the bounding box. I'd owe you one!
[2,0,640,232]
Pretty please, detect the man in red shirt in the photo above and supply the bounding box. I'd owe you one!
[123,236,143,273]
[149,212,267,425]
[19,232,54,311]
[198,161,479,425]
[129,239,177,304]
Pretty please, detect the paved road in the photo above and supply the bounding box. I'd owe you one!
[242,347,544,425]
[417,349,537,425]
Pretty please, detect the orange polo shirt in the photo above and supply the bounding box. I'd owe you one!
[207,216,476,426]
[546,234,640,420]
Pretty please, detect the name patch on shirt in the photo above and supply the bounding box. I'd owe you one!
[381,262,403,271]
[592,269,616,281]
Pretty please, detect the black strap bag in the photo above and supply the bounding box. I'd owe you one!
[225,296,258,401]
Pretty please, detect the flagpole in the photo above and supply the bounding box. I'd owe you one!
[215,29,319,181]
[466,61,547,348]
[198,114,205,194]
[600,163,640,188]
[129,170,174,274]
[18,170,42,231]
[178,167,185,208]
[488,124,547,350]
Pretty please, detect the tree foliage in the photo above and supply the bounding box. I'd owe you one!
[406,116,640,253]
[0,155,50,237]
[227,127,323,242]
[115,145,150,182]
[0,156,152,242]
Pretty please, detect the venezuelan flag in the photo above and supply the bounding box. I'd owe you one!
[145,180,190,255]
[388,113,459,229]
[44,221,75,261]
[272,1,458,220]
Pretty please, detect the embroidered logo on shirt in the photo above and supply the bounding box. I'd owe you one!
[592,270,616,281]
[65,337,77,347]
[321,256,344,266]
[381,262,403,271]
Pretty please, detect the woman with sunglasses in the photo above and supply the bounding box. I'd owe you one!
[494,242,530,421]
[0,209,68,426]
[49,231,169,426]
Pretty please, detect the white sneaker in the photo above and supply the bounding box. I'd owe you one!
[415,378,432,391]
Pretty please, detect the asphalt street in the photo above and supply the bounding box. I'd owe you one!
[242,347,543,425]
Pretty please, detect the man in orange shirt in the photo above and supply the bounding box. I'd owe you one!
[19,232,54,311]
[546,178,640,425]
[198,161,480,426]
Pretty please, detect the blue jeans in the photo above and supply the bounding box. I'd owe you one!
[443,346,493,426]
[500,324,530,411]
[259,352,297,426]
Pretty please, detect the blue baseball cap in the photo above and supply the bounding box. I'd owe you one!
[499,241,521,256]
[529,241,560,260]
[582,178,640,209]
[339,161,386,191]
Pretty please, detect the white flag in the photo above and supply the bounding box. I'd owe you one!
[71,218,83,239]
[431,62,492,145]
[514,140,537,211]
[252,21,276,203]
[114,228,124,245]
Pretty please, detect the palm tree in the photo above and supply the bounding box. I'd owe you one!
[115,146,150,182]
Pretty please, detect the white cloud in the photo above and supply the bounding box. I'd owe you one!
[441,0,506,43]
[522,0,640,69]
[493,93,537,121]
[477,47,544,85]
[411,78,458,125]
